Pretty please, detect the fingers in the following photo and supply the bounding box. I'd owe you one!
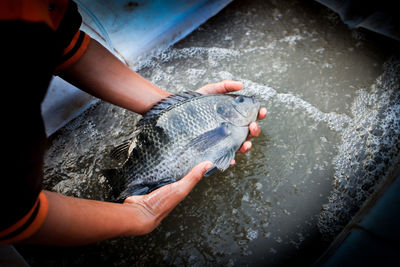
[249,122,260,138]
[172,161,213,196]
[238,141,252,154]
[196,80,243,95]
[258,107,267,121]
[237,108,266,154]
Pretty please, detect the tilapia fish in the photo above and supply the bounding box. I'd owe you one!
[104,91,260,201]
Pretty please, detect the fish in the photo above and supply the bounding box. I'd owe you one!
[103,91,260,201]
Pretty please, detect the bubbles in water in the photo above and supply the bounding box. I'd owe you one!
[239,78,351,132]
[36,1,399,266]
[318,56,400,239]
[135,47,240,71]
[246,229,259,241]
[135,48,399,262]
[279,35,304,46]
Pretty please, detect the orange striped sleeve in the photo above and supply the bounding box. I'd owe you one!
[0,192,49,245]
[54,29,91,73]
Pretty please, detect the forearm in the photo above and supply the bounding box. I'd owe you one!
[59,38,170,115]
[24,191,151,246]
[23,162,212,246]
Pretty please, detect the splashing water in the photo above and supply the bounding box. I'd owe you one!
[20,0,399,266]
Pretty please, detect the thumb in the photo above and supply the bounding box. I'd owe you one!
[138,161,214,219]
[175,161,214,191]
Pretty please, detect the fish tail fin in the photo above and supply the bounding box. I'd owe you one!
[102,168,124,201]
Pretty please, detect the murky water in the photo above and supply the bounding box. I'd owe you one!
[18,0,400,266]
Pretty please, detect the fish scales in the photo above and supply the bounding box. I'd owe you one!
[104,92,260,200]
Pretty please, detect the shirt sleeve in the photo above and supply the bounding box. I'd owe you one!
[55,29,91,72]
[54,0,91,73]
[0,0,89,245]
[0,192,49,245]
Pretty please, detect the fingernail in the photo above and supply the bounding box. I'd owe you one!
[261,107,267,115]
[251,123,257,132]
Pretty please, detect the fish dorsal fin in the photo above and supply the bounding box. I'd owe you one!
[137,91,202,127]
[109,129,140,163]
[109,139,132,163]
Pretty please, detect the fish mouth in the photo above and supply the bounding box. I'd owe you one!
[233,98,260,123]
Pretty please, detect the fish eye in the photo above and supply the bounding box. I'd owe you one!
[235,96,245,103]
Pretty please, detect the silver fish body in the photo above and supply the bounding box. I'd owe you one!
[105,91,260,201]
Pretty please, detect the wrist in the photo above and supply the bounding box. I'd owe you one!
[120,201,158,236]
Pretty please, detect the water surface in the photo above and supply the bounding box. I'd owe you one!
[19,0,400,266]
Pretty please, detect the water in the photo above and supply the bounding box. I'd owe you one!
[18,0,400,266]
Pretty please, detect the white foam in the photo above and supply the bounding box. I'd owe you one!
[186,68,207,85]
[239,78,351,132]
[133,45,400,244]
[318,56,400,239]
[209,65,399,240]
[279,35,304,46]
[246,229,259,241]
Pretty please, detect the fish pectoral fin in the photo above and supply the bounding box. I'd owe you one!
[187,123,231,151]
[204,148,236,177]
[214,147,236,172]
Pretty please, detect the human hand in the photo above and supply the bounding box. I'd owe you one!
[196,80,267,162]
[123,161,213,235]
